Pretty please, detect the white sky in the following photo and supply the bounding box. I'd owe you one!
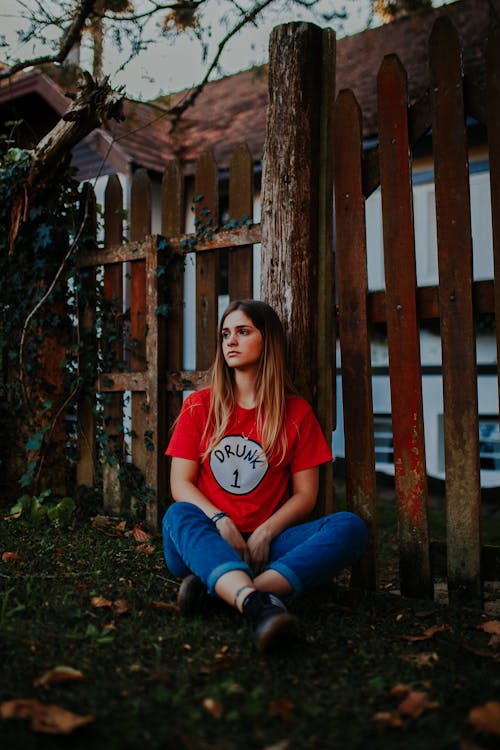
[0,0,451,99]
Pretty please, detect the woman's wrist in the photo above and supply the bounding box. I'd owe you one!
[211,511,227,525]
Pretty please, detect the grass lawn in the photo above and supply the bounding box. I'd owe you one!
[1,498,499,750]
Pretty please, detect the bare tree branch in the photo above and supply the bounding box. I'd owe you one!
[168,0,276,122]
[8,72,124,251]
[0,0,98,80]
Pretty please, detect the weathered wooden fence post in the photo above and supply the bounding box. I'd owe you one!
[333,89,377,590]
[261,22,336,515]
[102,174,124,514]
[430,17,482,606]
[162,159,185,453]
[377,55,432,599]
[76,183,98,490]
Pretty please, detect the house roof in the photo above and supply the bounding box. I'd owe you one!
[0,0,493,177]
[109,0,492,173]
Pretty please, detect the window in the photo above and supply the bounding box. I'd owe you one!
[374,415,394,466]
[479,418,500,471]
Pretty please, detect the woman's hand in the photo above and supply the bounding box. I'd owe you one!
[247,524,273,575]
[216,516,251,565]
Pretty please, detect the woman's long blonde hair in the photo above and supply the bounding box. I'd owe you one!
[202,299,296,463]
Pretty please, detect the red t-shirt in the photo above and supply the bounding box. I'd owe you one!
[166,388,333,532]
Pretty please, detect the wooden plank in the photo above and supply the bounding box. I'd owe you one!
[76,183,97,488]
[430,16,481,605]
[316,28,336,516]
[195,151,219,370]
[174,224,261,254]
[129,169,152,517]
[260,22,323,404]
[167,370,210,391]
[129,169,150,372]
[333,88,377,590]
[228,143,254,300]
[98,372,147,392]
[486,27,500,450]
[367,280,495,324]
[77,239,148,267]
[77,225,262,268]
[162,159,185,467]
[377,55,432,599]
[143,236,168,529]
[102,174,125,515]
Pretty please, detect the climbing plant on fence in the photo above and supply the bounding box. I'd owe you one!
[0,150,166,522]
[0,144,84,503]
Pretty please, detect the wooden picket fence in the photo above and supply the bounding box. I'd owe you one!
[333,16,500,606]
[76,147,261,530]
[75,15,500,606]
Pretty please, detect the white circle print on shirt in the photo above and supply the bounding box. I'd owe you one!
[209,435,269,495]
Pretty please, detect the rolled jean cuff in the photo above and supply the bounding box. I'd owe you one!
[267,562,302,595]
[206,560,253,594]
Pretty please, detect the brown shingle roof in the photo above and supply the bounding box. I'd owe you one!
[108,0,491,173]
[0,0,492,175]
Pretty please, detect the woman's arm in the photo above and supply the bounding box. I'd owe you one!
[246,466,319,573]
[170,456,251,564]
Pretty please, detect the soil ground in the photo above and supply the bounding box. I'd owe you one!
[0,487,499,750]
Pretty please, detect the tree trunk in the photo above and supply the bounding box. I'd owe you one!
[260,22,324,405]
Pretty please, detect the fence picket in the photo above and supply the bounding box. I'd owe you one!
[430,16,481,605]
[195,151,219,369]
[76,183,98,488]
[129,169,153,518]
[333,89,377,590]
[162,159,185,438]
[228,144,254,300]
[102,174,124,514]
[377,55,432,599]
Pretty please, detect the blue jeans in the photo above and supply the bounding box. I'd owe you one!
[162,502,367,595]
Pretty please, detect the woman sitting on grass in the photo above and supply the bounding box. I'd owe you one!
[162,299,367,652]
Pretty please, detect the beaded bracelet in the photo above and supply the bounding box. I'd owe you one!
[211,511,227,525]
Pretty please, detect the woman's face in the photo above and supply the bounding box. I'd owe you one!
[221,310,263,371]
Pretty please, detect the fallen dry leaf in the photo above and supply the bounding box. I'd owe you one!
[1,699,93,734]
[135,543,155,555]
[373,688,438,729]
[91,515,125,536]
[397,690,439,718]
[477,621,500,636]
[462,643,500,661]
[91,596,112,609]
[402,624,450,642]
[132,524,152,543]
[112,599,131,615]
[202,697,223,718]
[33,666,84,688]
[467,701,500,736]
[373,710,405,728]
[2,551,22,562]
